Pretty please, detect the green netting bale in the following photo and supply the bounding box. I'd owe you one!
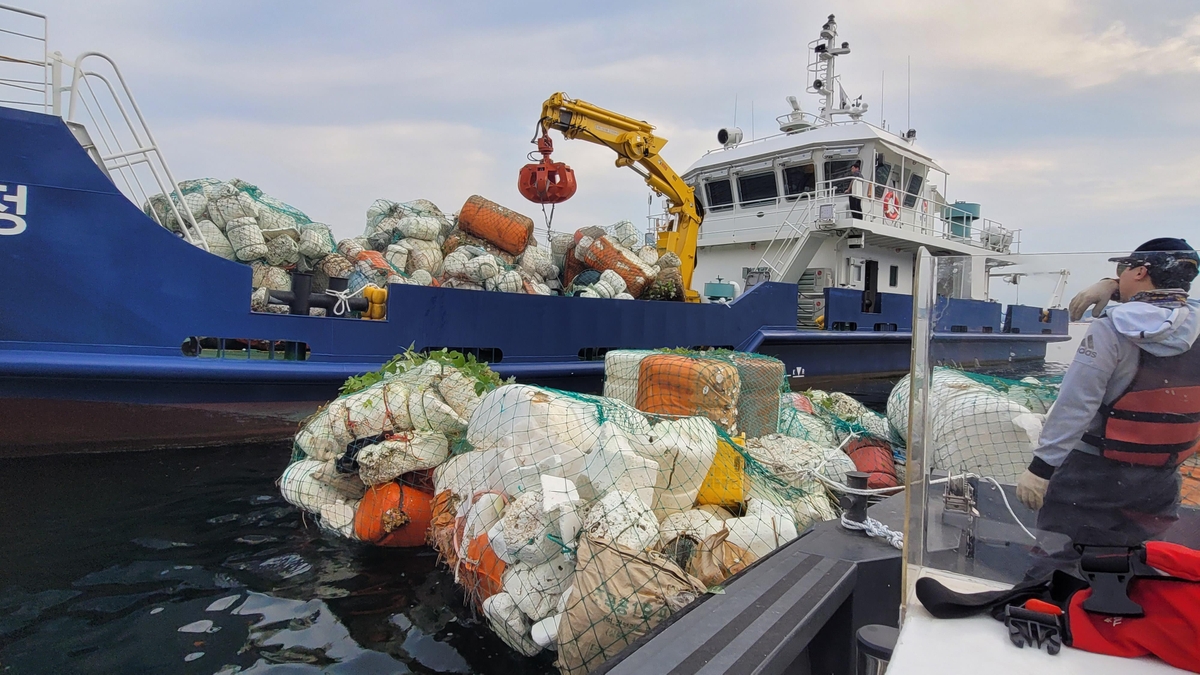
[196,219,235,260]
[724,353,786,439]
[958,370,1061,414]
[231,178,312,227]
[251,262,291,292]
[778,405,839,446]
[886,367,1044,483]
[807,390,895,443]
[227,217,268,261]
[264,233,300,267]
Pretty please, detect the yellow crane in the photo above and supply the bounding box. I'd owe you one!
[520,92,702,302]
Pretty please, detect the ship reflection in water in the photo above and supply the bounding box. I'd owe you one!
[0,446,556,675]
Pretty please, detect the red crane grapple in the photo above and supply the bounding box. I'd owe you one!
[518,134,577,204]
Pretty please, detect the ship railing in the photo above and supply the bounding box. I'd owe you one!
[755,185,834,281]
[50,51,208,251]
[820,177,1021,254]
[0,5,48,111]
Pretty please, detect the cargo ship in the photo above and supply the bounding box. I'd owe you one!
[0,8,1066,456]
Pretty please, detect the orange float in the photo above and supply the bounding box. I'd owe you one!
[460,533,506,609]
[457,195,535,256]
[845,438,899,489]
[353,482,434,547]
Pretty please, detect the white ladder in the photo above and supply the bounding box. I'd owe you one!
[756,191,829,283]
[44,45,206,250]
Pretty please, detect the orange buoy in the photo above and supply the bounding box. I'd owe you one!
[460,533,506,609]
[845,438,899,489]
[354,482,434,547]
[457,195,535,256]
[517,134,577,205]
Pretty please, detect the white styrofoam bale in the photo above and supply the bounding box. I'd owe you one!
[502,489,562,566]
[385,244,409,273]
[250,286,270,313]
[409,269,434,286]
[531,614,561,649]
[462,492,507,546]
[614,293,635,300]
[399,214,442,241]
[299,223,336,259]
[251,263,291,292]
[280,459,361,514]
[256,209,300,241]
[396,238,443,276]
[584,489,659,551]
[725,498,799,559]
[433,447,503,500]
[340,386,392,440]
[178,191,209,220]
[443,249,471,278]
[584,423,660,510]
[408,387,468,435]
[810,390,892,442]
[196,219,235,260]
[381,380,413,431]
[437,369,484,420]
[659,508,727,545]
[319,499,359,539]
[518,245,558,281]
[602,350,656,406]
[199,181,236,201]
[637,245,659,266]
[337,237,368,260]
[779,409,838,447]
[442,278,485,291]
[638,417,719,519]
[485,269,523,293]
[548,232,573,271]
[482,592,542,657]
[503,555,574,622]
[466,385,609,480]
[209,191,258,231]
[542,474,582,546]
[465,255,501,283]
[598,269,627,294]
[355,431,450,486]
[887,368,1041,483]
[265,233,300,266]
[295,409,339,461]
[227,217,268,261]
[608,220,641,249]
[745,434,856,486]
[365,199,399,236]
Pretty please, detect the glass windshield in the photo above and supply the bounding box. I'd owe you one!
[903,249,1200,591]
[737,171,778,207]
[704,179,733,212]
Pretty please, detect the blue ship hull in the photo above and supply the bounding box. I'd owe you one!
[0,107,1067,455]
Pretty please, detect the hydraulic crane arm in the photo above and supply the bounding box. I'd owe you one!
[535,93,702,302]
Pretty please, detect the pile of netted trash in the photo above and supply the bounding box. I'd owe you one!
[277,350,1059,674]
[145,180,689,318]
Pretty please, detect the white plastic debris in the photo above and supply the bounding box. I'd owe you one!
[584,490,659,551]
[482,592,542,657]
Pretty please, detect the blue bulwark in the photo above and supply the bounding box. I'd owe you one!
[823,289,912,331]
[933,296,1002,333]
[1004,305,1068,335]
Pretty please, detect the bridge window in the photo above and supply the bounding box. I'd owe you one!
[889,265,899,287]
[783,164,816,200]
[824,159,857,194]
[737,171,778,207]
[704,179,734,212]
[873,159,893,198]
[903,171,924,208]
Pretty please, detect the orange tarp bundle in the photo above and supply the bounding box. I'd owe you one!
[354,482,434,547]
[426,490,460,566]
[563,243,586,287]
[582,235,658,297]
[845,438,899,489]
[457,195,534,256]
[635,354,740,432]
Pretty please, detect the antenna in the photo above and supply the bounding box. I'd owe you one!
[880,70,885,129]
[907,56,911,132]
[751,100,755,140]
[733,94,738,128]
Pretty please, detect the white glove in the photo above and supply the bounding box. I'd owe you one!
[1016,470,1050,511]
[1068,278,1119,322]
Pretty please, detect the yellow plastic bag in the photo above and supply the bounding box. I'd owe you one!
[695,435,746,508]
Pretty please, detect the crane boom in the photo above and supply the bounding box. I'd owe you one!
[535,93,702,302]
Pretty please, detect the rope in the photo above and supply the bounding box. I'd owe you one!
[841,513,904,549]
[325,284,369,316]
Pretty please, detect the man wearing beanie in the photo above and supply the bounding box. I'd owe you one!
[1018,238,1200,574]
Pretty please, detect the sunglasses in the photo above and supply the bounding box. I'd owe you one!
[1116,261,1146,275]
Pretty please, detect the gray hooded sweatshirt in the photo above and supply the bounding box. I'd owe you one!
[1032,296,1200,474]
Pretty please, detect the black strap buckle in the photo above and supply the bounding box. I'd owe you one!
[1004,606,1062,655]
[1076,544,1145,617]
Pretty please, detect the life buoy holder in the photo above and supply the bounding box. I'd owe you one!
[883,190,901,220]
[921,199,929,214]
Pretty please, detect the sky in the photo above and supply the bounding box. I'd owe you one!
[7,0,1200,257]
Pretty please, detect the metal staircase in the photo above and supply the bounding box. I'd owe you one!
[755,192,828,285]
[796,268,832,328]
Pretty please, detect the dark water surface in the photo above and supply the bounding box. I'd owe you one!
[0,445,557,675]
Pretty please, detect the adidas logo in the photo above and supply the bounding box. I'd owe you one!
[1077,334,1097,358]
